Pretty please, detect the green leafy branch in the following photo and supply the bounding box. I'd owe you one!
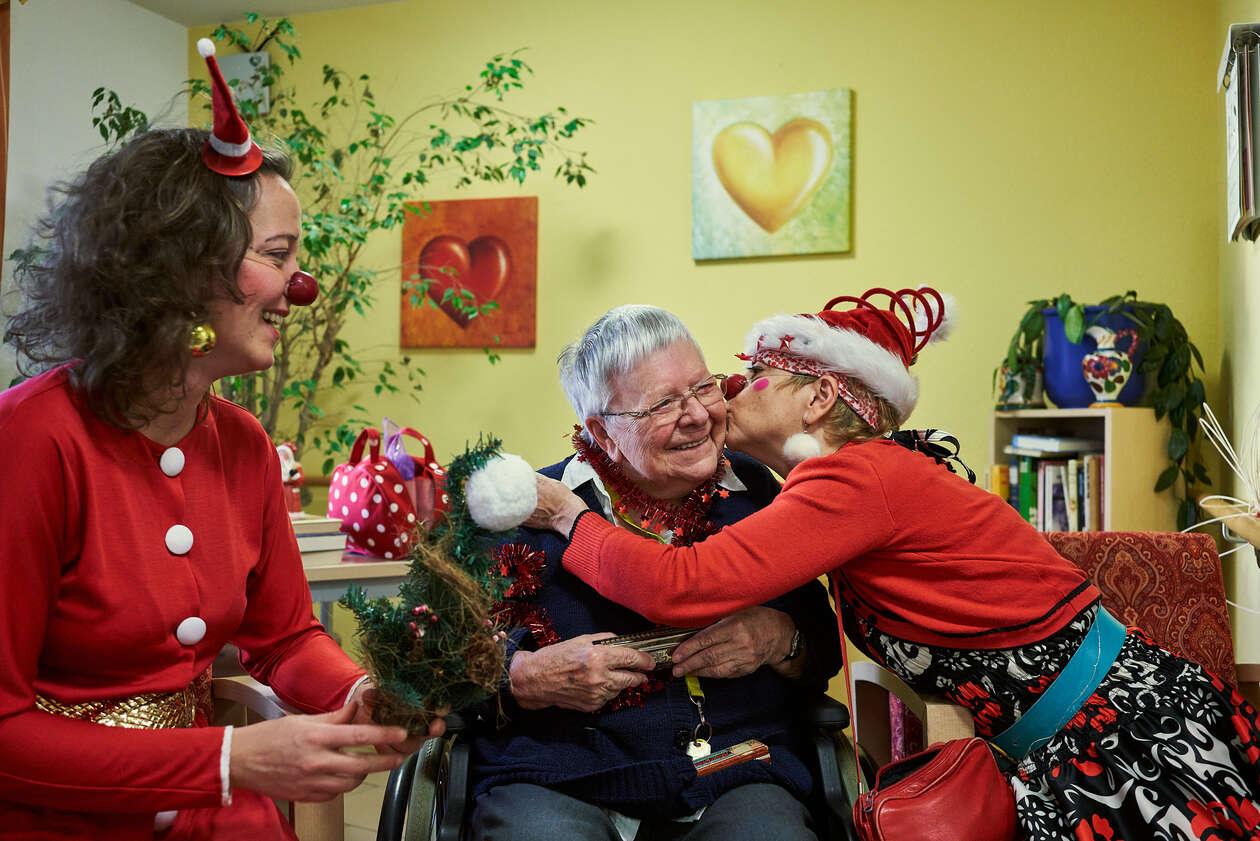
[197,17,593,469]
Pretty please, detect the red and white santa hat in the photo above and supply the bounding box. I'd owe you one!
[196,38,263,176]
[740,286,954,426]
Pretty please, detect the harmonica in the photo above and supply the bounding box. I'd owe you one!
[693,739,771,776]
[593,627,697,666]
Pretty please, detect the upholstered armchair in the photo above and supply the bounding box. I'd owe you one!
[851,531,1259,764]
[1045,531,1238,682]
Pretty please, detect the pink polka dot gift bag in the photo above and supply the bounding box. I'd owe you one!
[327,425,448,558]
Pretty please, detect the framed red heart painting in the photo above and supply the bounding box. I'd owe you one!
[400,196,538,348]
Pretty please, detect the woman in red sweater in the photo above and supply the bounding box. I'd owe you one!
[531,287,1260,841]
[0,43,428,840]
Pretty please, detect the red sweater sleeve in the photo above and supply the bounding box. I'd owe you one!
[563,457,893,626]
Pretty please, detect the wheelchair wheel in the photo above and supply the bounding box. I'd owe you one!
[402,735,446,841]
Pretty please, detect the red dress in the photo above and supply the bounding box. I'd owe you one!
[0,367,366,839]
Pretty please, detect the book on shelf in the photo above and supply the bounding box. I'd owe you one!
[1046,463,1071,531]
[296,533,348,553]
[987,464,1011,501]
[1035,461,1067,530]
[1066,459,1081,531]
[1007,434,1104,454]
[1001,451,1104,532]
[289,515,343,536]
[1017,457,1037,526]
[300,547,351,567]
[288,515,346,553]
[1005,445,1059,458]
[1084,453,1103,530]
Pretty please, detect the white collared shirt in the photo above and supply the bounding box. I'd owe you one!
[559,454,748,539]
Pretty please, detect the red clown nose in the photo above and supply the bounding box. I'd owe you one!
[285,271,319,306]
[721,373,747,400]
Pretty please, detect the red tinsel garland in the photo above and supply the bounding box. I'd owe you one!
[571,426,727,547]
[494,543,545,599]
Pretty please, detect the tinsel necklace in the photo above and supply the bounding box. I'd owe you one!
[571,426,727,547]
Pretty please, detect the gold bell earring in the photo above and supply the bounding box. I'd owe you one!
[189,322,217,357]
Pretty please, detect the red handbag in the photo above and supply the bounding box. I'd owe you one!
[835,577,1015,841]
[853,736,1016,841]
[327,426,447,558]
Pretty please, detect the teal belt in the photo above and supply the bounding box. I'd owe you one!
[990,607,1127,767]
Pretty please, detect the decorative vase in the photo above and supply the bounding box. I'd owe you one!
[1081,326,1138,407]
[995,364,1045,410]
[1042,306,1145,408]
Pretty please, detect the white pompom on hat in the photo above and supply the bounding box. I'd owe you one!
[196,37,263,176]
[740,286,951,424]
[464,453,538,533]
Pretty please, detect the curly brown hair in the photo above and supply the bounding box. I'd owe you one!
[4,127,293,427]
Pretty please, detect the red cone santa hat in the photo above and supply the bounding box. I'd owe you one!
[740,286,954,425]
[197,38,263,176]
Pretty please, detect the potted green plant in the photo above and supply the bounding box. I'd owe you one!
[995,306,1047,409]
[999,292,1210,529]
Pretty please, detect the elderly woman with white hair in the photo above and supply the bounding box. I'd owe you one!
[531,288,1260,841]
[467,304,842,841]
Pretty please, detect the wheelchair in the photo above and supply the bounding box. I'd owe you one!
[376,696,868,841]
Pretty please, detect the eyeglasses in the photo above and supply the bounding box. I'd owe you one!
[600,374,728,426]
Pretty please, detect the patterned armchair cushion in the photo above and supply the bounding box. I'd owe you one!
[1044,531,1237,686]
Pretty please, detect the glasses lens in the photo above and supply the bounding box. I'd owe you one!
[692,376,722,404]
[643,377,722,426]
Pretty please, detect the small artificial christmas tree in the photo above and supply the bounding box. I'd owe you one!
[340,436,536,735]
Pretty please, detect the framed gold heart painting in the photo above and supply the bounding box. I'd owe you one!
[400,196,538,348]
[692,88,851,260]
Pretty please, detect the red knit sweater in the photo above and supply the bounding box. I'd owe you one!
[563,438,1099,649]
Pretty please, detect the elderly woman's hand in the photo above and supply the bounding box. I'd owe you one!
[524,474,589,535]
[508,633,656,713]
[669,607,798,679]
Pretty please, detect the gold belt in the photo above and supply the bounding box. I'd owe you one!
[35,668,213,729]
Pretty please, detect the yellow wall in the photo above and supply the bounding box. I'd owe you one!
[191,0,1222,486]
[1218,1,1260,662]
[204,0,1260,681]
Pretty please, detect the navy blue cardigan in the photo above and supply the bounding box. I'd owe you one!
[467,452,842,818]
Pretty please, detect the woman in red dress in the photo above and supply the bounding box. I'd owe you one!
[0,41,434,840]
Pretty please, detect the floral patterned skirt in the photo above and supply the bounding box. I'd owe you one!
[844,601,1260,840]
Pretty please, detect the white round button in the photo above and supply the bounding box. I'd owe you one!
[175,617,206,646]
[159,447,185,477]
[165,525,194,555]
[154,811,178,830]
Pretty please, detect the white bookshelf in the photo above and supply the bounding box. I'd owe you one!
[990,407,1178,532]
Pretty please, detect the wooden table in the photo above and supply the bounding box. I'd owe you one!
[302,553,408,625]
